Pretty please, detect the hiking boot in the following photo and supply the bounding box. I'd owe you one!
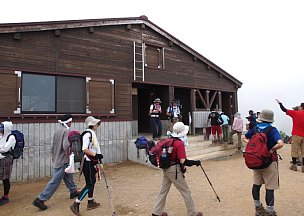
[197,212,203,216]
[152,213,167,216]
[255,204,267,216]
[289,164,297,171]
[87,199,100,210]
[70,190,80,199]
[0,196,9,206]
[32,198,48,211]
[267,211,278,216]
[70,201,80,216]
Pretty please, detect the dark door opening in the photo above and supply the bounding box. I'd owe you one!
[132,83,169,133]
[174,88,191,126]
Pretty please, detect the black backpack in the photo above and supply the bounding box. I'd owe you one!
[68,130,92,163]
[3,130,25,159]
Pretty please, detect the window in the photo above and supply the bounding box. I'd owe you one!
[22,73,86,113]
[145,44,164,69]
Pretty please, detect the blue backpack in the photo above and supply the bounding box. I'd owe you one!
[4,130,25,159]
[134,136,148,158]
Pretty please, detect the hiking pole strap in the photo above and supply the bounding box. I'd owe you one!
[200,164,221,202]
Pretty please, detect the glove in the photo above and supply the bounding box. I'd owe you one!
[94,154,103,160]
[183,159,201,167]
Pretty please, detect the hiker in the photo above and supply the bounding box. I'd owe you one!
[166,99,182,132]
[207,110,223,143]
[275,99,304,172]
[246,110,257,130]
[220,112,230,142]
[149,98,162,140]
[243,109,284,216]
[152,122,203,216]
[228,112,244,150]
[33,114,79,210]
[70,116,103,215]
[0,121,15,206]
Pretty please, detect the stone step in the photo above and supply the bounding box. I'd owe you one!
[188,148,240,161]
[186,144,237,157]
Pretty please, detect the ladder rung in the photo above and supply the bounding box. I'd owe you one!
[135,76,143,78]
[135,68,143,70]
[135,45,142,47]
[135,60,142,62]
[135,53,142,55]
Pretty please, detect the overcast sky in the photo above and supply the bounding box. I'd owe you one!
[1,0,303,134]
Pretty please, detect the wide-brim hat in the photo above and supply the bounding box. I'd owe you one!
[256,109,274,123]
[171,122,189,138]
[153,98,161,103]
[85,116,101,127]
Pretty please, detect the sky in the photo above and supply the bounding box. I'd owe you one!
[1,0,303,134]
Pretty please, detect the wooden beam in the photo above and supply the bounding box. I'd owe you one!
[169,41,174,47]
[196,89,208,109]
[168,86,174,104]
[209,91,218,109]
[218,91,222,111]
[141,23,145,29]
[126,24,132,30]
[205,90,210,109]
[190,89,196,135]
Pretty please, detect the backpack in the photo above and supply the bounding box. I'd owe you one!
[217,115,224,125]
[243,126,277,169]
[68,130,92,163]
[147,138,178,169]
[3,130,25,159]
[134,136,148,158]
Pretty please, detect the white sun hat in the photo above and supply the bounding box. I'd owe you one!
[85,116,101,127]
[171,122,189,138]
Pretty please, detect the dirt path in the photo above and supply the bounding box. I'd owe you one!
[1,144,303,216]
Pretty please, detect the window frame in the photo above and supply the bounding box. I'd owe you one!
[144,43,165,70]
[21,72,87,114]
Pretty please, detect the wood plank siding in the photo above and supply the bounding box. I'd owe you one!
[10,121,131,182]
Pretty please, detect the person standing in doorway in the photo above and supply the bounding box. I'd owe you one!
[220,112,230,142]
[33,114,79,211]
[0,121,16,206]
[149,98,162,140]
[275,99,304,172]
[166,99,182,132]
[228,112,244,150]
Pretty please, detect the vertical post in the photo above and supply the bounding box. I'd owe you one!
[206,90,210,110]
[142,42,145,81]
[190,89,196,135]
[133,41,136,81]
[218,91,222,111]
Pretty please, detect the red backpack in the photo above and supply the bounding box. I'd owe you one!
[148,138,178,169]
[243,126,277,169]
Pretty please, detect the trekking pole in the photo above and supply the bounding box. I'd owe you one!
[199,164,221,202]
[98,162,117,216]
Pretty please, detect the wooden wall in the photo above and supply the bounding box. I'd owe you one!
[10,121,132,182]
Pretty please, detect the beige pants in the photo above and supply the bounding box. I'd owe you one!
[253,162,279,190]
[229,130,242,148]
[152,165,197,216]
[291,135,304,158]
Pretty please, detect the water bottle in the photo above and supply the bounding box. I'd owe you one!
[162,148,167,158]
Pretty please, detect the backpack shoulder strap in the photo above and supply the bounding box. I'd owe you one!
[253,126,259,135]
[81,130,92,141]
[263,126,274,135]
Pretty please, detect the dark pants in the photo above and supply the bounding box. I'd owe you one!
[151,117,162,138]
[78,161,97,201]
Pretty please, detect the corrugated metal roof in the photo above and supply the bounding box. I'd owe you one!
[0,15,242,87]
